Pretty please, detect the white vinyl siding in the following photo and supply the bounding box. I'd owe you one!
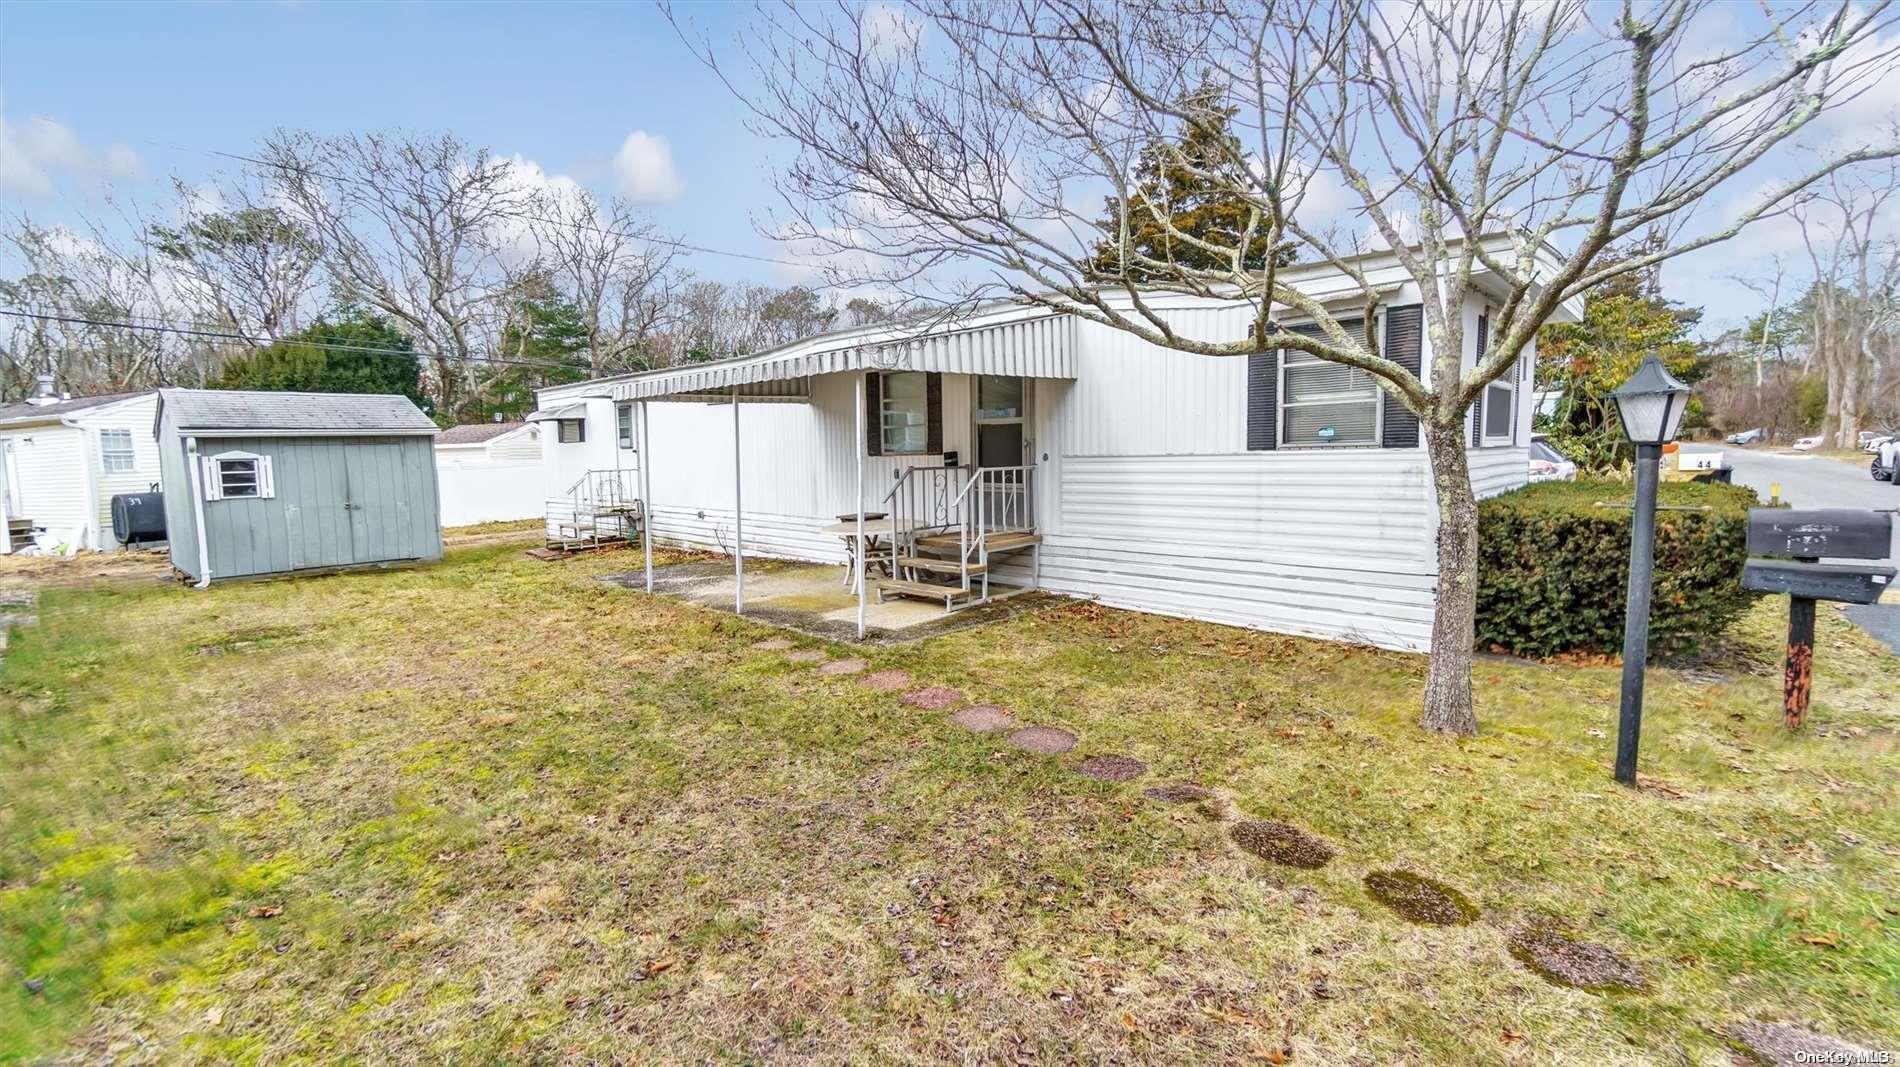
[75,394,163,547]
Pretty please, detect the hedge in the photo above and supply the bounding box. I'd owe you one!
[1475,478,1759,658]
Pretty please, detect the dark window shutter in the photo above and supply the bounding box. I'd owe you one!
[1381,305,1422,448]
[925,372,944,456]
[1247,347,1278,450]
[1470,313,1488,447]
[865,372,883,457]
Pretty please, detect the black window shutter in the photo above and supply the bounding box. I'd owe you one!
[1247,347,1278,450]
[925,371,944,456]
[1470,313,1488,447]
[1380,305,1422,448]
[865,372,883,457]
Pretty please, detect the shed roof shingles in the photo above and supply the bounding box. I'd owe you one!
[158,389,437,434]
[0,391,150,426]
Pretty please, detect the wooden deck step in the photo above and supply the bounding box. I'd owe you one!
[876,578,974,604]
[915,530,1042,553]
[897,555,987,576]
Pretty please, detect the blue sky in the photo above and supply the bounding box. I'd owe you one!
[2,1,1892,338]
[0,1,799,285]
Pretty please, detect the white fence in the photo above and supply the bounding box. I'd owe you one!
[435,459,546,527]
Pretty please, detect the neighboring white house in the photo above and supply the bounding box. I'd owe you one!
[433,420,545,527]
[530,241,1580,652]
[0,385,162,554]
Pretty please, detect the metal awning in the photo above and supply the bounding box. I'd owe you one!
[570,311,1077,403]
[524,403,587,422]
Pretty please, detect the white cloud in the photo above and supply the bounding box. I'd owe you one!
[612,130,683,203]
[0,103,144,198]
[860,3,923,59]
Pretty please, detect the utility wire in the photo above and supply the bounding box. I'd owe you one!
[157,141,817,270]
[0,308,585,372]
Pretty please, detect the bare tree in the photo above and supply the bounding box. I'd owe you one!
[261,130,532,416]
[680,0,1900,734]
[533,190,683,375]
[1793,159,1900,446]
[148,173,322,342]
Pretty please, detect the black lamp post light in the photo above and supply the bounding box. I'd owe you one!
[1609,355,1693,786]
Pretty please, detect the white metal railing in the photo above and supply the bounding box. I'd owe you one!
[545,468,642,549]
[882,463,1034,594]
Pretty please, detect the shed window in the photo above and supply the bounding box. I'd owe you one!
[100,428,136,472]
[879,371,928,454]
[557,419,585,444]
[1280,334,1379,447]
[202,451,274,501]
[617,403,634,449]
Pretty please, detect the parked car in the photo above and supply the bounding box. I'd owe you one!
[1792,435,1822,452]
[1726,427,1765,445]
[1875,439,1898,482]
[1862,432,1893,455]
[1528,437,1578,482]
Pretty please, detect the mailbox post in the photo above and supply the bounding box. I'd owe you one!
[1741,509,1895,728]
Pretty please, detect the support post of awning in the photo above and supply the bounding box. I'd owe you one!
[639,399,653,593]
[855,374,866,639]
[732,385,744,614]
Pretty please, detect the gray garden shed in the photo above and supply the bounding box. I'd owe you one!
[154,389,442,585]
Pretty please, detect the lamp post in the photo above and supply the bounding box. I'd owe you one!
[1609,355,1693,786]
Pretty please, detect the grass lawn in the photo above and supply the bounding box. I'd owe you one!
[2,542,1896,1063]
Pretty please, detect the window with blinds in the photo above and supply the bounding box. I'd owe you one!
[1280,343,1379,447]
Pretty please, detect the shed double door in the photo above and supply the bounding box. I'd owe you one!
[285,438,430,571]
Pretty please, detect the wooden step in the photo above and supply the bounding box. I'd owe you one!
[897,555,987,576]
[915,530,1042,553]
[876,578,974,604]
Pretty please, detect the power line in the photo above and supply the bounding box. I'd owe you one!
[0,308,586,372]
[157,141,817,271]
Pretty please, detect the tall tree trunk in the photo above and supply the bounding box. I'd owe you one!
[1421,419,1479,736]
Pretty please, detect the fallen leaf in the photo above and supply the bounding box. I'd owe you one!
[1801,932,1840,948]
[644,957,676,977]
[1500,1028,1523,1044]
[1119,1011,1140,1032]
[247,905,282,919]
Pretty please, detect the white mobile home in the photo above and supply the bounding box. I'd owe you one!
[532,246,1579,652]
[0,386,161,554]
[434,420,545,526]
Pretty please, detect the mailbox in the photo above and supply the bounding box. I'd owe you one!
[1746,508,1893,560]
[1741,506,1896,729]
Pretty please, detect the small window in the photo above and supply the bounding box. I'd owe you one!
[617,403,634,449]
[1483,379,1515,442]
[100,429,136,473]
[879,371,928,454]
[203,451,274,501]
[557,419,585,444]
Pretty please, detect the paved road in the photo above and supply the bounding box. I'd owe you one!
[1681,444,1899,652]
[1679,445,1898,564]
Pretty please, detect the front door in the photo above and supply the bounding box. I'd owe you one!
[973,376,1031,528]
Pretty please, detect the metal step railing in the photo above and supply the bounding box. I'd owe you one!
[545,468,642,550]
[881,463,1035,602]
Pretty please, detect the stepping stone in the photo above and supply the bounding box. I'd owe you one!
[751,638,794,651]
[1506,921,1646,993]
[1143,782,1212,804]
[948,704,1016,732]
[1006,726,1077,755]
[858,669,912,691]
[1362,871,1476,926]
[1727,1021,1880,1066]
[1230,820,1334,869]
[817,658,868,676]
[1075,755,1147,782]
[785,649,828,664]
[901,686,965,710]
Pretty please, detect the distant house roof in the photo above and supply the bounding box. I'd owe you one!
[0,390,151,428]
[156,389,438,436]
[435,420,528,446]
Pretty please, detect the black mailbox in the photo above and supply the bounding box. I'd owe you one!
[1741,506,1895,729]
[1742,559,1892,605]
[1746,508,1893,560]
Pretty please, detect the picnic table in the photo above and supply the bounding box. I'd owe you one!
[819,513,896,591]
